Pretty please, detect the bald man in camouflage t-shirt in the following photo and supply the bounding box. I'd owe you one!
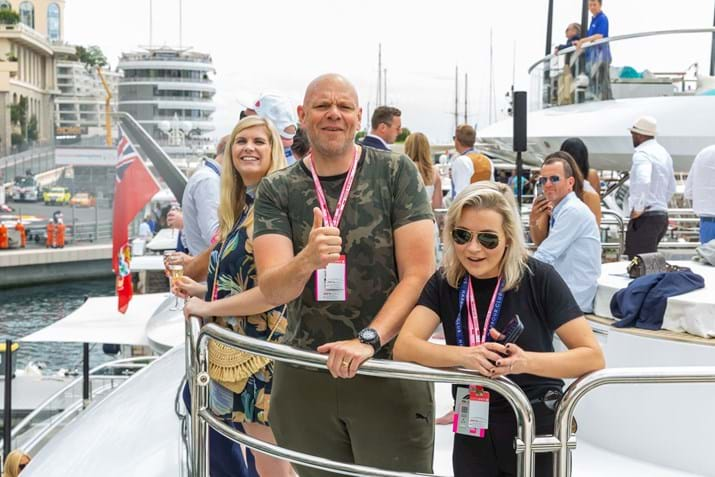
[253,74,436,476]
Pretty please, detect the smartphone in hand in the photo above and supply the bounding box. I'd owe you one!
[496,314,524,344]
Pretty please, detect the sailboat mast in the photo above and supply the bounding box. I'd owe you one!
[454,65,459,130]
[464,73,468,124]
[366,102,371,132]
[377,44,382,106]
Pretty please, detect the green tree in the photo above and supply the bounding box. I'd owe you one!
[0,9,20,25]
[396,127,411,143]
[27,115,38,142]
[75,45,108,70]
[9,96,27,135]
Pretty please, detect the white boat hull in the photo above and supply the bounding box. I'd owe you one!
[478,96,715,172]
[22,346,186,477]
[555,321,715,476]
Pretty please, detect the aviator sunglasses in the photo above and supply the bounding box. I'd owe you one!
[451,228,500,249]
[538,175,562,185]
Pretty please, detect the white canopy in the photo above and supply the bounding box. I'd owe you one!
[146,228,180,251]
[131,254,166,271]
[21,294,168,345]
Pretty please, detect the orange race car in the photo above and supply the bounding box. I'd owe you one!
[69,192,97,207]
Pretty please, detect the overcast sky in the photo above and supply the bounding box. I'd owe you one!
[63,0,715,143]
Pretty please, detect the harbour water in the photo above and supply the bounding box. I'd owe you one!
[0,278,117,373]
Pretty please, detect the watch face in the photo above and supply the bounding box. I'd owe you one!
[360,328,377,342]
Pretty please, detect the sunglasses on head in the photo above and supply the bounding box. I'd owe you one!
[538,175,562,185]
[451,228,500,249]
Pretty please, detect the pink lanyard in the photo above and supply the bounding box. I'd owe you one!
[466,277,503,346]
[307,147,359,229]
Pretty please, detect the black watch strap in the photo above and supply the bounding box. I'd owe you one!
[358,327,381,353]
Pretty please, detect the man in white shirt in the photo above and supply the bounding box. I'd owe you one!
[180,136,227,255]
[625,116,676,259]
[450,124,494,196]
[534,152,601,312]
[685,144,715,244]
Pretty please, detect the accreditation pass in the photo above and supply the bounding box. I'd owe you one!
[315,255,347,301]
[453,386,489,437]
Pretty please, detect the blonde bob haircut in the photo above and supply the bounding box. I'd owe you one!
[217,116,286,241]
[442,181,529,291]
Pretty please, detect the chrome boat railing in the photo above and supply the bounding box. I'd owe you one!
[186,317,715,477]
[187,317,540,477]
[3,356,157,455]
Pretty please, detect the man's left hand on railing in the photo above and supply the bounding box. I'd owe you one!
[317,339,374,379]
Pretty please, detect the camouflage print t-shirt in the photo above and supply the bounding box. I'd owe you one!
[253,147,434,358]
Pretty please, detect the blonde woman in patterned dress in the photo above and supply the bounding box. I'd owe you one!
[175,115,292,477]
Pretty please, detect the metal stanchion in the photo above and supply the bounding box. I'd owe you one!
[3,339,14,461]
[94,206,99,242]
[71,206,76,243]
[83,342,90,409]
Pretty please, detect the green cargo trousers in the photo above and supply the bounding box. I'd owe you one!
[269,361,435,477]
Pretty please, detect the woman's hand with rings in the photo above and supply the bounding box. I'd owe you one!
[491,342,529,377]
[459,342,507,377]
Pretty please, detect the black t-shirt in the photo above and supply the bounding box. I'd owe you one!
[417,257,583,410]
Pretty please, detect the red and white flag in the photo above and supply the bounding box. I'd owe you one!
[112,128,160,313]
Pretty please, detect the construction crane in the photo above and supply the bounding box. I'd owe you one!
[97,67,113,146]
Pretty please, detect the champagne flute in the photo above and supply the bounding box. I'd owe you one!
[168,262,184,311]
[163,250,176,277]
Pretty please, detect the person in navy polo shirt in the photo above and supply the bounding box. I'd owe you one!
[576,0,612,101]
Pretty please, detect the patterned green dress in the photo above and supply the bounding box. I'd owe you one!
[205,201,286,425]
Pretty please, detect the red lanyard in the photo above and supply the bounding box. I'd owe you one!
[466,277,503,346]
[307,147,359,229]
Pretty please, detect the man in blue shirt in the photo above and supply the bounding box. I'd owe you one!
[576,0,612,101]
[534,153,602,313]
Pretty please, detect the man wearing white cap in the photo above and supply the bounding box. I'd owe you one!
[625,115,676,258]
[245,93,299,165]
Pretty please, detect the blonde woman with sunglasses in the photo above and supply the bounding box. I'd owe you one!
[394,182,603,477]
